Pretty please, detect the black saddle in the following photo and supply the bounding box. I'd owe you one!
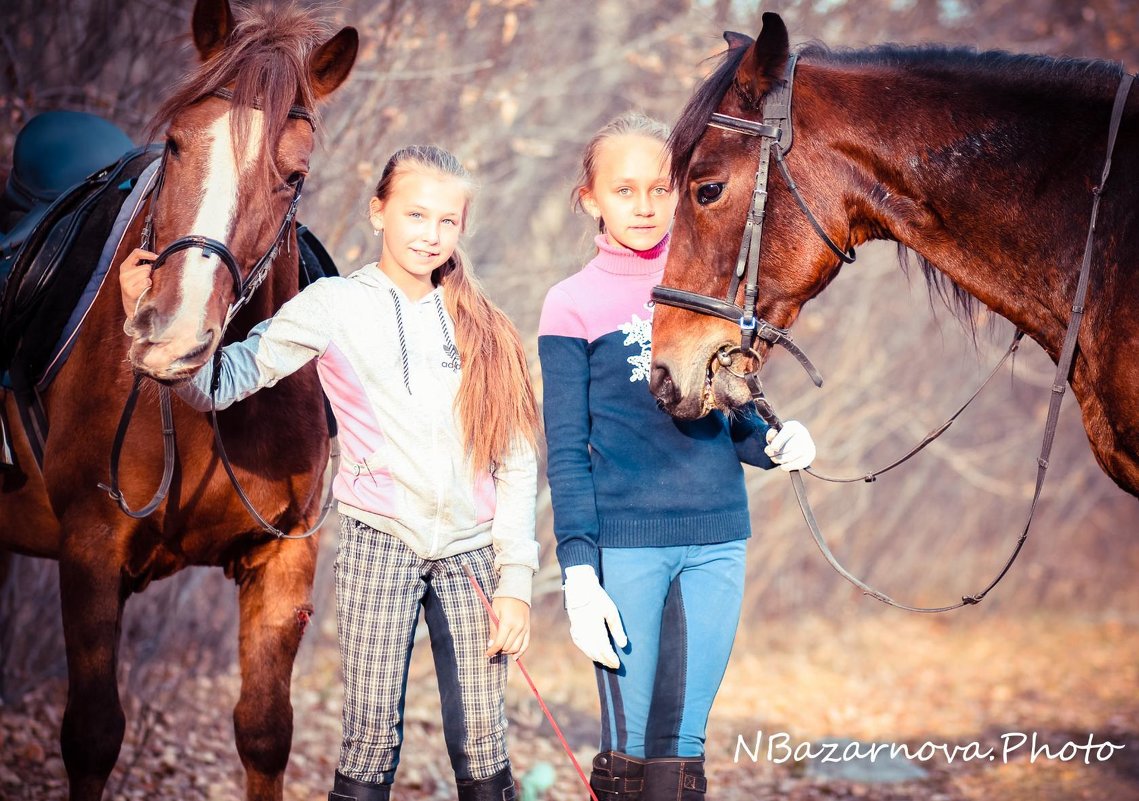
[0,146,161,384]
[1,111,135,262]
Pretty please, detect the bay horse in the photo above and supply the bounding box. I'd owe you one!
[649,13,1139,499]
[0,0,356,798]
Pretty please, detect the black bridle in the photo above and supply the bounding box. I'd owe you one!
[140,87,311,331]
[650,53,850,388]
[103,89,336,539]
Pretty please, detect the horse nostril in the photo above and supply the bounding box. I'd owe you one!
[130,305,157,338]
[649,362,679,405]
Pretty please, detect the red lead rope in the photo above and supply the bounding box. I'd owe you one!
[462,563,600,801]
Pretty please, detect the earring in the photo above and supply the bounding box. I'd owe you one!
[373,229,380,236]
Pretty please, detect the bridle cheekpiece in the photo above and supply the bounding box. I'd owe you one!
[651,52,855,388]
[140,88,314,333]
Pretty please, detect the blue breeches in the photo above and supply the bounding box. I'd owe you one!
[596,541,746,758]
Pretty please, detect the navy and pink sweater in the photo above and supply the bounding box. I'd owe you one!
[538,235,775,574]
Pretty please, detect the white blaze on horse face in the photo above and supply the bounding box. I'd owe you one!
[146,110,263,371]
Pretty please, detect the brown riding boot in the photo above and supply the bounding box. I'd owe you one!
[642,757,706,800]
[589,751,646,800]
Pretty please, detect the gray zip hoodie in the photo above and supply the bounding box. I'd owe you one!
[175,263,539,603]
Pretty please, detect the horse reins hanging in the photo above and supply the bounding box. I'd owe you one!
[653,52,1135,612]
[103,89,337,539]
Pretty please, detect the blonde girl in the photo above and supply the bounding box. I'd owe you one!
[121,144,537,801]
[537,113,814,801]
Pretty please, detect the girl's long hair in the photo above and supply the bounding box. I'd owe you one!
[374,145,539,470]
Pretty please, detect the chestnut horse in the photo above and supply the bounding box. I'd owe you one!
[0,1,356,798]
[650,13,1139,498]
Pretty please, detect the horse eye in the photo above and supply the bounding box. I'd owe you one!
[165,136,180,157]
[286,171,305,187]
[696,182,724,205]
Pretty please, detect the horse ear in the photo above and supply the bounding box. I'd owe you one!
[736,12,790,101]
[308,27,359,101]
[723,31,754,51]
[192,0,235,62]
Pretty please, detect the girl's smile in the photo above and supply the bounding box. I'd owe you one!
[369,170,468,299]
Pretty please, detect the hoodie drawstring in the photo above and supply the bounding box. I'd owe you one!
[389,287,412,395]
[390,289,460,395]
[433,293,461,369]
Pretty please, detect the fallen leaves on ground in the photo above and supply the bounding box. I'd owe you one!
[2,611,1137,800]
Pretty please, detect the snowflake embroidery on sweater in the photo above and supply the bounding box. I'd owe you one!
[618,303,654,383]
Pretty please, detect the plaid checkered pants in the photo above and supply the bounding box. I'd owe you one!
[334,515,509,784]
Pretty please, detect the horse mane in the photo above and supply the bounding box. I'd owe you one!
[669,43,753,186]
[802,42,1124,333]
[796,41,1124,87]
[896,246,985,337]
[670,38,1125,333]
[147,3,332,206]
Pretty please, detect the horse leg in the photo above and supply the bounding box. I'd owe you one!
[0,392,61,558]
[232,534,319,800]
[58,521,128,801]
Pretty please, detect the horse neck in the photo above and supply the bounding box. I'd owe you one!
[798,57,1131,356]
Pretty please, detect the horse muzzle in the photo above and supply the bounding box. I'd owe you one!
[650,344,758,419]
[128,323,218,381]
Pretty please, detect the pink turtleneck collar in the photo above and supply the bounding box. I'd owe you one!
[590,233,670,276]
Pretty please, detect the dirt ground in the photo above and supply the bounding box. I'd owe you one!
[2,608,1137,800]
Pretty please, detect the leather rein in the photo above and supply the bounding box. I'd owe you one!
[651,54,1135,612]
[100,89,337,540]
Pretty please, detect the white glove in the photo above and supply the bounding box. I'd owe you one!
[562,565,627,669]
[765,420,816,472]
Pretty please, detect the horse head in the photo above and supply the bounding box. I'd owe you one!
[126,0,356,381]
[650,13,851,419]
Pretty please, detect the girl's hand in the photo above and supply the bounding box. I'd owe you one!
[487,597,530,659]
[764,420,816,472]
[562,564,625,669]
[119,248,157,318]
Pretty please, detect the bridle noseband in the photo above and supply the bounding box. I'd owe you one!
[140,87,313,331]
[651,53,854,388]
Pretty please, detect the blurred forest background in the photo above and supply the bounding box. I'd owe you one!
[1,0,1137,799]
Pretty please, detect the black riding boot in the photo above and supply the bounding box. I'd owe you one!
[328,770,391,801]
[589,751,646,800]
[642,757,706,801]
[456,765,517,801]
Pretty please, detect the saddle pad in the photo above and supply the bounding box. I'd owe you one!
[297,223,339,285]
[38,157,163,388]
